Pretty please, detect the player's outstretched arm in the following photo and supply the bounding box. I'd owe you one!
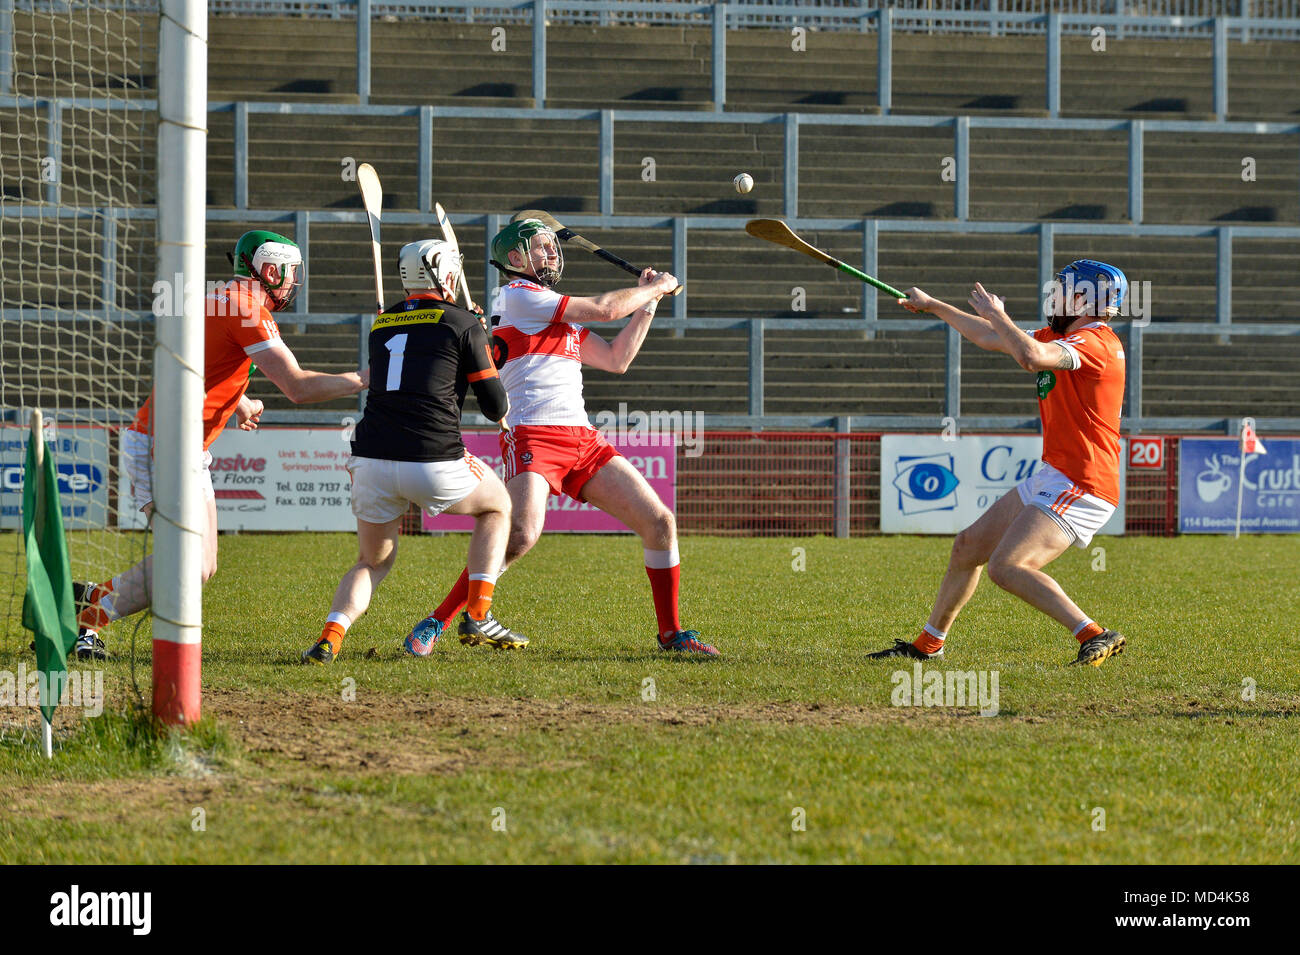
[967,283,1075,372]
[254,343,367,404]
[578,269,665,374]
[563,270,677,323]
[899,287,1004,352]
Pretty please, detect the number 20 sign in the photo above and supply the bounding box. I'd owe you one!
[1128,436,1164,469]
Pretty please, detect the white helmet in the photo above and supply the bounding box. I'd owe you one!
[399,238,462,297]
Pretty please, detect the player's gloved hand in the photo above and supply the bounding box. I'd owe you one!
[899,287,934,314]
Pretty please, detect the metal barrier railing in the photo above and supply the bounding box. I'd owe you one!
[12,98,1294,235]
[5,201,1300,432]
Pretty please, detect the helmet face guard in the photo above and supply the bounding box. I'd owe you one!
[522,230,563,287]
[425,248,464,298]
[242,256,301,312]
[490,219,563,287]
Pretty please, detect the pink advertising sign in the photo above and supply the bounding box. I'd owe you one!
[424,430,676,533]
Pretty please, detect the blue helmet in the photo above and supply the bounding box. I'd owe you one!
[1055,259,1128,315]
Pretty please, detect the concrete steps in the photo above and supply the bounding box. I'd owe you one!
[12,15,1300,121]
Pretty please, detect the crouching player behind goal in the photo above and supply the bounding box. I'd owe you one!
[409,218,718,656]
[303,239,522,664]
[869,260,1129,667]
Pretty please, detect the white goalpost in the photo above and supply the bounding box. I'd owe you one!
[151,0,205,724]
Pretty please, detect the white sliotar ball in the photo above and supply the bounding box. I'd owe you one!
[734,173,754,194]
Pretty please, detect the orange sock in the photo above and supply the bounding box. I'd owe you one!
[1074,621,1104,643]
[320,620,347,653]
[77,579,116,631]
[466,577,495,621]
[913,628,945,655]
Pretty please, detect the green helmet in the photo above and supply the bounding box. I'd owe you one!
[490,218,563,287]
[228,230,303,311]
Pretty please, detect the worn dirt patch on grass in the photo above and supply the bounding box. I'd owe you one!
[204,684,1001,755]
[5,688,988,830]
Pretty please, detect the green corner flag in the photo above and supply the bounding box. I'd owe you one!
[21,428,77,726]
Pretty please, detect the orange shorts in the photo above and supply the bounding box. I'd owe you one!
[499,425,619,502]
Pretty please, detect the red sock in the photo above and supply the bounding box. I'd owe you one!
[466,578,495,621]
[645,564,681,638]
[435,568,470,628]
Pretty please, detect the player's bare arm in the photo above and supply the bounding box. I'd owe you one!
[562,270,677,324]
[899,286,1005,351]
[235,394,264,431]
[967,282,1074,372]
[578,269,664,374]
[254,343,368,404]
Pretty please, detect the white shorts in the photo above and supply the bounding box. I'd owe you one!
[122,428,215,512]
[1016,462,1116,549]
[348,453,486,524]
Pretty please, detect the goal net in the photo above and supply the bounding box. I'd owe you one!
[0,1,157,651]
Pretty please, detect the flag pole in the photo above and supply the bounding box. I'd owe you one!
[1234,447,1245,539]
[31,409,53,759]
[1235,416,1266,539]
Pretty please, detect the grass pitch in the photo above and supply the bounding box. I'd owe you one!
[1,532,1297,864]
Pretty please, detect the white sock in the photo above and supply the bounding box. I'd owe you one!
[644,545,680,569]
[922,623,947,642]
[98,577,123,622]
[469,572,499,585]
[1072,618,1095,637]
[326,611,352,631]
[98,593,121,622]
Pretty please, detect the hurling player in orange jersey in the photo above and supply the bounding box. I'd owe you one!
[67,231,368,660]
[869,261,1129,667]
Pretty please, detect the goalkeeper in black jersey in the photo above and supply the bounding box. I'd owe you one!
[303,238,525,664]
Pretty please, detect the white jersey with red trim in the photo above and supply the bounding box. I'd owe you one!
[490,279,591,426]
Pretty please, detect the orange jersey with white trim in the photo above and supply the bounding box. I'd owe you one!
[1032,322,1126,505]
[131,280,282,450]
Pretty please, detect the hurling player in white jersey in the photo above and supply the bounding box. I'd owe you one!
[413,218,718,656]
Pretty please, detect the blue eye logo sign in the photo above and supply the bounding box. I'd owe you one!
[893,454,959,514]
